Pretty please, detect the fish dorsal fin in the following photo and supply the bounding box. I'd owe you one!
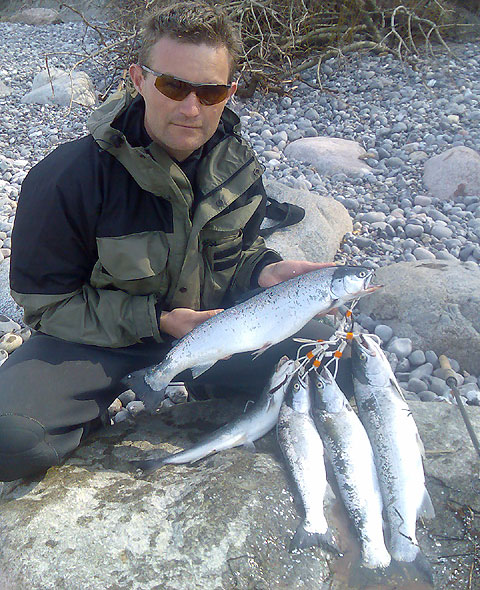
[389,377,406,402]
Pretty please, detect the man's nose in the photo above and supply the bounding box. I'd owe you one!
[178,91,202,116]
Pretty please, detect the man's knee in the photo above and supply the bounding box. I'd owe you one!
[0,414,60,481]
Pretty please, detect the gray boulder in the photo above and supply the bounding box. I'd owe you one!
[263,180,353,261]
[357,260,480,374]
[284,137,372,178]
[21,67,96,108]
[423,146,480,200]
[1,398,478,590]
[10,8,62,25]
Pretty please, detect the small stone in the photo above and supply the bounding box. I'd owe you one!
[408,350,426,366]
[396,358,411,372]
[409,363,434,380]
[418,390,438,402]
[413,247,435,261]
[113,409,130,423]
[126,400,145,416]
[118,390,136,405]
[425,350,439,367]
[108,399,123,417]
[387,337,413,360]
[374,324,393,343]
[407,377,428,394]
[427,375,451,397]
[165,383,189,404]
[0,333,23,353]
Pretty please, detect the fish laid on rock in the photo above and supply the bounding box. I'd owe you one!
[277,367,339,554]
[310,366,391,570]
[351,333,435,580]
[124,265,379,410]
[133,356,298,473]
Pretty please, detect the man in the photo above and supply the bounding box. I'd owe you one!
[0,1,339,483]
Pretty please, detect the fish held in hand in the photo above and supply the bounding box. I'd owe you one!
[277,368,340,554]
[310,366,391,570]
[123,265,379,411]
[133,356,297,473]
[351,333,435,582]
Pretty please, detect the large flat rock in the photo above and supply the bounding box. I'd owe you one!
[1,398,479,590]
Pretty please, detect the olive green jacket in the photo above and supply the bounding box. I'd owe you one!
[10,92,281,347]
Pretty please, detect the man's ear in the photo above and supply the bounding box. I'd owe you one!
[228,80,238,100]
[129,64,145,96]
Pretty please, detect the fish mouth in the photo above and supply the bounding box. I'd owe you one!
[355,333,378,357]
[352,283,383,297]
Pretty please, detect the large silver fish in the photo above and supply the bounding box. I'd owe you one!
[310,366,391,569]
[351,334,435,577]
[277,368,339,553]
[124,265,379,410]
[132,356,297,473]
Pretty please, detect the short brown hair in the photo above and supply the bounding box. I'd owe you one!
[138,1,242,82]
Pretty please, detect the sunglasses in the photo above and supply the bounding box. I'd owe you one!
[141,65,232,106]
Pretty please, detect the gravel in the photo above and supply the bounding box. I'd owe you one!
[0,21,479,407]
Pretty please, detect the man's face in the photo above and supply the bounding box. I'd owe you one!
[130,37,237,162]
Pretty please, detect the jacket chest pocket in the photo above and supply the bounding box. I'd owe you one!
[201,229,243,306]
[91,232,170,296]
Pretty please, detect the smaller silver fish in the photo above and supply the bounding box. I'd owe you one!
[310,366,391,569]
[132,356,297,473]
[277,368,339,554]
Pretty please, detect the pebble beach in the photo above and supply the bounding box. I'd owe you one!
[0,20,479,410]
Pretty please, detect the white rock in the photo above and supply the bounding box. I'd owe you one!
[263,180,352,262]
[284,137,372,178]
[10,8,62,25]
[21,68,97,108]
[423,146,480,201]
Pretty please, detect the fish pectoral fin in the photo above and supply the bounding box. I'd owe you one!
[419,489,435,519]
[191,360,217,379]
[252,342,274,360]
[242,440,257,453]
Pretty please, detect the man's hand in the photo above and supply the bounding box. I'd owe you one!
[160,308,223,339]
[257,260,337,288]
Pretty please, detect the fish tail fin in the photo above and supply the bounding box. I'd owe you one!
[289,522,340,555]
[121,368,169,412]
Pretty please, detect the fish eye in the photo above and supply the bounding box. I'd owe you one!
[359,351,367,361]
[293,382,300,391]
[358,270,367,278]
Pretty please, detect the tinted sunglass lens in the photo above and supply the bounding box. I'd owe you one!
[154,76,190,101]
[154,74,229,105]
[197,86,229,105]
